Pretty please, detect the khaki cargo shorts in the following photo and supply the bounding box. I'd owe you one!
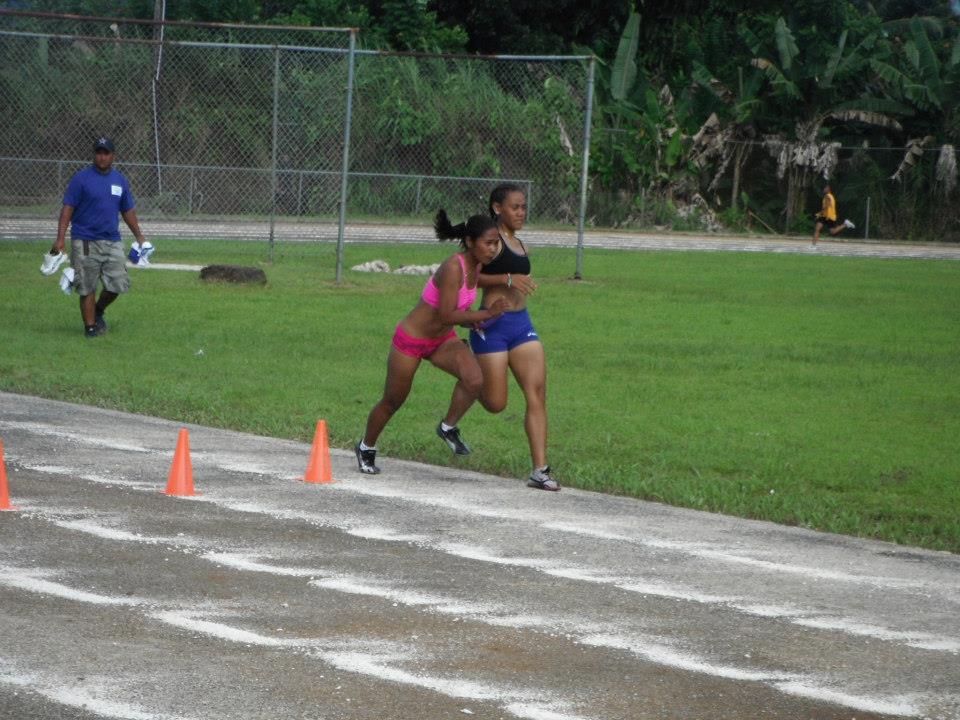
[70,239,131,296]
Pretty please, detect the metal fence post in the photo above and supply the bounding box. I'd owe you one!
[297,170,304,215]
[335,29,357,283]
[865,196,871,240]
[574,56,596,280]
[268,45,280,262]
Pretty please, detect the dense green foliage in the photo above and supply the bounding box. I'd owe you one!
[2,239,959,551]
[5,0,959,238]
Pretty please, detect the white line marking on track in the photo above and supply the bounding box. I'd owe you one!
[542,522,939,591]
[150,612,585,720]
[793,617,960,653]
[202,552,325,578]
[50,518,190,546]
[22,461,960,659]
[0,660,192,720]
[0,421,152,453]
[774,681,922,717]
[0,564,142,606]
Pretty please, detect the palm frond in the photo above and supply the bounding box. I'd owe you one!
[774,17,799,72]
[611,11,641,102]
[751,57,802,100]
[832,96,912,115]
[935,144,957,196]
[904,40,921,73]
[692,62,734,104]
[869,59,906,88]
[882,16,944,40]
[837,32,879,77]
[890,135,935,182]
[910,16,944,102]
[827,109,902,132]
[822,30,848,88]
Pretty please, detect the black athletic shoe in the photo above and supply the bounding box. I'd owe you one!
[84,325,104,339]
[527,466,560,491]
[436,423,470,455]
[354,442,380,475]
[94,312,108,334]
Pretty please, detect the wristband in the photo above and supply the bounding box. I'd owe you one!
[507,273,512,287]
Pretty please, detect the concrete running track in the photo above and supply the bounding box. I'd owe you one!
[3,216,960,260]
[1,392,958,720]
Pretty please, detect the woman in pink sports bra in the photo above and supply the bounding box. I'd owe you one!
[355,211,509,475]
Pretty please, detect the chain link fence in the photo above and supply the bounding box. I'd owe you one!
[0,9,595,276]
[588,128,960,243]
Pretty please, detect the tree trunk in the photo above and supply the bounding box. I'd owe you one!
[785,169,798,231]
[731,145,745,210]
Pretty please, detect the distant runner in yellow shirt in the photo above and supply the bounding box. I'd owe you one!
[812,184,855,247]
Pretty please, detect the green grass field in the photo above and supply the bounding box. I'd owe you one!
[2,239,958,552]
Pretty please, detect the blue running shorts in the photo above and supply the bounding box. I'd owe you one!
[469,308,540,354]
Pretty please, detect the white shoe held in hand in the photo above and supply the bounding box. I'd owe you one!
[129,241,155,266]
[59,267,75,295]
[41,250,67,276]
[843,219,855,229]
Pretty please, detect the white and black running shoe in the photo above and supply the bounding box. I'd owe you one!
[436,423,470,455]
[527,466,560,491]
[354,442,380,474]
[41,250,67,276]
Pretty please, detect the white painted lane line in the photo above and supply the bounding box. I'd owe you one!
[775,681,923,717]
[51,518,195,546]
[0,553,940,720]
[22,465,960,659]
[0,564,142,606]
[0,659,192,720]
[4,423,953,597]
[312,575,502,617]
[21,464,158,491]
[151,612,587,720]
[0,421,153,454]
[437,541,960,657]
[201,552,325,578]
[542,522,942,592]
[303,563,934,719]
[792,617,960,653]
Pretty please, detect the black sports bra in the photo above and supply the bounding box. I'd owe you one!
[481,234,531,275]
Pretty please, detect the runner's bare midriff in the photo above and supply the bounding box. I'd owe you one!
[480,285,526,313]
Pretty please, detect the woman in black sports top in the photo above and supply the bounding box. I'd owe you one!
[468,183,558,491]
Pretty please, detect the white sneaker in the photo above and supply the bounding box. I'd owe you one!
[129,241,155,266]
[843,219,855,229]
[59,267,75,295]
[40,250,67,276]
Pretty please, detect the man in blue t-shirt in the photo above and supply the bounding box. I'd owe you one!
[53,137,150,338]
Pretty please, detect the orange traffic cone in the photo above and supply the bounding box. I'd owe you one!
[165,428,197,496]
[303,419,334,484]
[0,438,17,511]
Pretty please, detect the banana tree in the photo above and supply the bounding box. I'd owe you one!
[745,15,902,229]
[876,16,959,198]
[594,10,703,209]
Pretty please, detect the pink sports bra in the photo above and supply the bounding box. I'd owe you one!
[421,253,477,312]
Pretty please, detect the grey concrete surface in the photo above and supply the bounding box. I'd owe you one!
[1,392,958,720]
[3,216,960,260]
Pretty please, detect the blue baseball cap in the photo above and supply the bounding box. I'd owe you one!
[94,136,115,152]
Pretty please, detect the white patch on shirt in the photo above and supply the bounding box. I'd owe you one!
[111,184,122,197]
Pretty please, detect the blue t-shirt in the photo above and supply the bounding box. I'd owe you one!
[63,165,135,241]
